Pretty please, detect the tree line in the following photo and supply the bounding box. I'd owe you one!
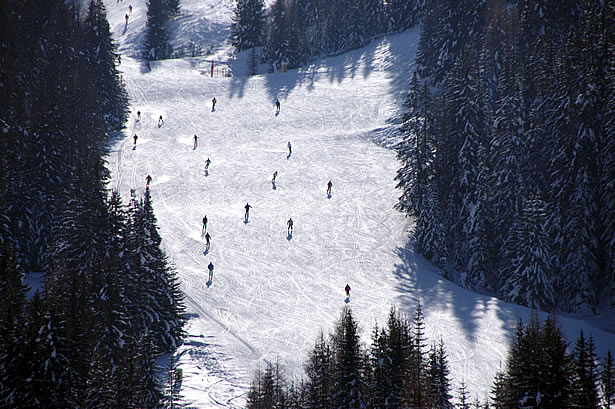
[395,0,615,313]
[231,0,423,71]
[0,0,185,407]
[246,306,615,409]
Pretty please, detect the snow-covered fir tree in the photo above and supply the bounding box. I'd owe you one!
[231,0,266,52]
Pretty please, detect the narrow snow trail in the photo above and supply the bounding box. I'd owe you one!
[104,1,615,407]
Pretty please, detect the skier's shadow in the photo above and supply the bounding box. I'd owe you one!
[345,297,350,304]
[275,111,280,117]
[211,107,216,112]
[287,152,291,160]
[204,170,209,177]
[327,193,332,199]
[206,279,212,288]
[203,245,210,255]
[287,232,293,241]
[272,181,277,190]
[244,217,249,224]
[132,146,136,150]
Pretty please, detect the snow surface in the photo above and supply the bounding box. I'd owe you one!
[104,0,615,407]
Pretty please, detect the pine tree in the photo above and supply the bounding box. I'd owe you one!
[405,302,428,407]
[144,0,171,60]
[83,0,129,132]
[305,331,333,409]
[426,339,453,409]
[457,379,471,409]
[571,331,600,409]
[502,195,554,309]
[538,314,571,408]
[231,0,266,52]
[602,350,615,409]
[331,308,367,409]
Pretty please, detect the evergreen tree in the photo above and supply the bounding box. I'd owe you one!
[602,350,615,409]
[83,0,130,132]
[426,340,453,409]
[502,195,554,309]
[231,0,266,52]
[144,0,171,60]
[456,379,471,409]
[331,308,367,409]
[305,331,333,409]
[571,331,600,409]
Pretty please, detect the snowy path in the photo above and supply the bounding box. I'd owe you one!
[104,1,615,407]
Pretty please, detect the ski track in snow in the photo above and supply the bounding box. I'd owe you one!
[104,1,615,407]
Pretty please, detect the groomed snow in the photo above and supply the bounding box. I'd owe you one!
[104,0,615,407]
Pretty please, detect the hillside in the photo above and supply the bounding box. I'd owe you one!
[103,0,615,407]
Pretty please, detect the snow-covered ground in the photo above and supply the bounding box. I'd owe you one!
[104,0,615,407]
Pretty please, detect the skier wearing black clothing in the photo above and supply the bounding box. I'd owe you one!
[146,174,152,186]
[208,262,214,281]
[202,215,208,231]
[205,232,211,247]
[272,171,278,182]
[133,134,138,145]
[212,97,217,110]
[287,142,292,154]
[345,283,351,298]
[287,218,293,234]
[275,99,280,113]
[205,158,211,171]
[158,115,164,126]
[244,203,252,220]
[193,134,199,149]
[327,180,332,196]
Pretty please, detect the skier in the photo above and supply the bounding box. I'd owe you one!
[125,13,129,24]
[244,203,252,220]
[275,99,280,113]
[287,141,292,155]
[133,133,138,145]
[204,158,211,171]
[212,97,217,110]
[272,170,278,182]
[158,115,164,126]
[287,218,293,234]
[202,215,208,232]
[208,262,214,281]
[193,134,199,149]
[205,232,211,247]
[145,174,152,186]
[327,180,332,196]
[345,283,351,298]
[146,61,151,71]
[136,110,141,120]
[128,4,133,14]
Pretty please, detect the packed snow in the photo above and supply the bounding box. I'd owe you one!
[103,0,615,407]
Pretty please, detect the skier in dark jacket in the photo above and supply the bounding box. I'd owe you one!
[244,203,252,220]
[327,180,332,196]
[287,218,293,234]
[345,283,351,298]
[146,174,152,186]
[208,262,214,281]
[202,215,208,232]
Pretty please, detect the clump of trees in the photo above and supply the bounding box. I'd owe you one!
[246,307,615,409]
[231,0,423,70]
[396,0,615,313]
[0,0,185,406]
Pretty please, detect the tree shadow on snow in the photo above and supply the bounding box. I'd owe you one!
[392,242,518,345]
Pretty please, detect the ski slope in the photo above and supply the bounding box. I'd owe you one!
[104,0,615,407]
